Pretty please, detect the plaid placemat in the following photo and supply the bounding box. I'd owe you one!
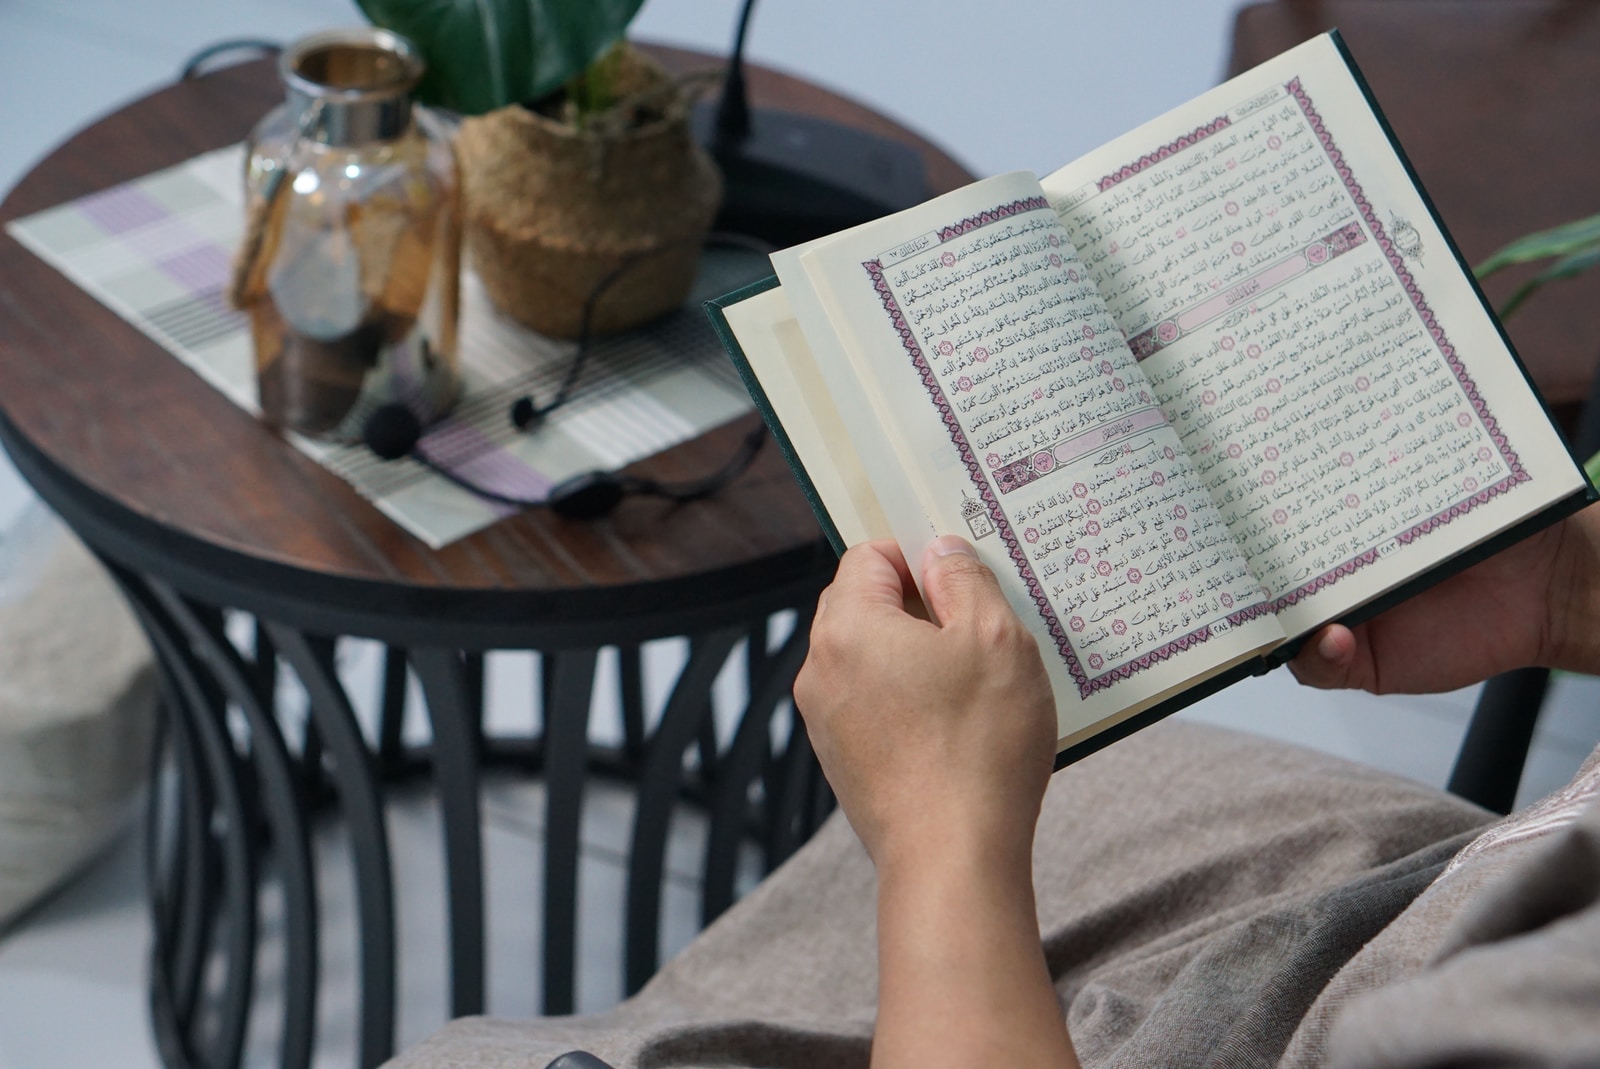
[6,145,755,548]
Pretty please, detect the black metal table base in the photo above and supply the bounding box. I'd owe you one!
[111,563,831,1069]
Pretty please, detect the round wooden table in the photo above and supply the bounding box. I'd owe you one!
[0,46,972,1069]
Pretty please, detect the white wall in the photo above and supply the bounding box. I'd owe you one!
[0,0,1250,199]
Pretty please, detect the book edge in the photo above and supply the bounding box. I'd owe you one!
[705,277,849,558]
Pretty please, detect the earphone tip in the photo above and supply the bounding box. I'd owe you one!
[510,396,541,431]
[363,402,423,460]
[547,470,627,519]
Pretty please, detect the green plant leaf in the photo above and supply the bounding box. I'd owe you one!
[1497,242,1600,320]
[1475,211,1600,279]
[356,0,647,115]
[1585,448,1600,488]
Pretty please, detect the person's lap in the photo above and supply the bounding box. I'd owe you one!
[386,721,1493,1069]
[1032,722,1488,1066]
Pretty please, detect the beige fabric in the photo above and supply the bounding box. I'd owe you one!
[1035,722,1488,1067]
[385,721,1493,1069]
[0,511,157,928]
[1297,747,1600,1068]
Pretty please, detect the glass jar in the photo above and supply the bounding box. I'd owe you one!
[240,27,460,440]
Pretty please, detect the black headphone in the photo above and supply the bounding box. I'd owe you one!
[361,231,774,520]
[361,403,766,519]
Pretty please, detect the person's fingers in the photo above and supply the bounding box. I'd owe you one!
[827,539,918,615]
[799,540,924,717]
[1287,624,1361,689]
[919,535,1011,629]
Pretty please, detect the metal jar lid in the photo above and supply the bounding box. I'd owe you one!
[279,27,424,146]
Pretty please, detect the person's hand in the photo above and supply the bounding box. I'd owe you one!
[794,536,1078,1069]
[1290,504,1600,694]
[793,535,1058,872]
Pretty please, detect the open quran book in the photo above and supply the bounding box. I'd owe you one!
[708,32,1594,764]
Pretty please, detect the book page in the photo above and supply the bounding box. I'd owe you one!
[1040,34,1587,637]
[776,172,1285,746]
[720,286,892,548]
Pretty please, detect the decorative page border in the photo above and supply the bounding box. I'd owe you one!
[862,202,1271,698]
[935,196,1051,241]
[1266,78,1529,610]
[860,77,1533,687]
[1098,118,1232,192]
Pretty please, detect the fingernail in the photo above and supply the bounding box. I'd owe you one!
[929,535,976,558]
[1317,630,1342,661]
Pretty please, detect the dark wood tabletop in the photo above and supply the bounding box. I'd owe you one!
[0,45,975,643]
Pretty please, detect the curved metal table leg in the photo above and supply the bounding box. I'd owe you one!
[623,628,743,995]
[409,647,487,1017]
[108,572,259,1069]
[539,648,599,1015]
[140,645,211,1069]
[268,626,397,1069]
[86,562,827,1068]
[155,589,322,1069]
[702,609,813,925]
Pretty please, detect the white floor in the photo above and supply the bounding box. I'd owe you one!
[0,2,1595,1068]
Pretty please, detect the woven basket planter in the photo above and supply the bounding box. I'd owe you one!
[455,47,722,339]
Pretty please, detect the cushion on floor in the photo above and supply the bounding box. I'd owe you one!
[0,505,158,929]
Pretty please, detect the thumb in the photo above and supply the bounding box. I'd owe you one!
[1287,624,1365,690]
[921,535,1009,627]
